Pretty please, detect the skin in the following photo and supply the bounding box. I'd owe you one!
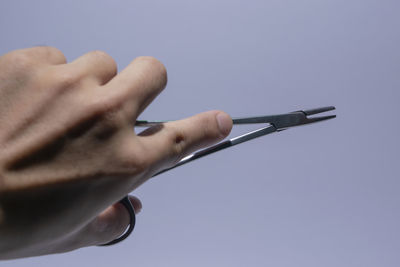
[0,47,232,259]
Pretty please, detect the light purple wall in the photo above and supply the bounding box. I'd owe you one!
[1,0,399,266]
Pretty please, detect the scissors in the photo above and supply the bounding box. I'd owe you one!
[100,106,336,246]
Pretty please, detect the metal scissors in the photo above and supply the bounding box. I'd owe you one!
[100,106,336,246]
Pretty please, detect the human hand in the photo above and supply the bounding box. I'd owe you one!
[0,47,232,259]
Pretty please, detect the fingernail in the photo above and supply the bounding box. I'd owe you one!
[135,206,142,214]
[135,201,142,214]
[216,112,232,136]
[128,196,142,214]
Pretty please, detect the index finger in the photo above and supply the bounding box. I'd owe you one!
[135,111,233,175]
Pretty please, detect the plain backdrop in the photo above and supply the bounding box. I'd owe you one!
[1,0,399,266]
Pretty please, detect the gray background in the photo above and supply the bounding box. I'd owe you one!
[1,0,399,266]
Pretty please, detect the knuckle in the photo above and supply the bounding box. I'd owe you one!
[52,70,80,89]
[85,96,119,118]
[88,50,109,59]
[135,56,167,89]
[3,51,35,71]
[115,141,151,173]
[90,50,117,67]
[38,46,66,62]
[135,56,160,65]
[65,98,122,140]
[40,45,63,54]
[87,50,118,79]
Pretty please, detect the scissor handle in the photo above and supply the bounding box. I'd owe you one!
[98,196,136,246]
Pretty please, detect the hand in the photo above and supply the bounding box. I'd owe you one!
[0,47,232,259]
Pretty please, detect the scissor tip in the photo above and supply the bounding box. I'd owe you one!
[307,114,336,124]
[303,106,335,116]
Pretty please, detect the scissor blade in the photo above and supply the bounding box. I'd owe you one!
[305,114,336,124]
[232,106,336,126]
[302,106,335,116]
[232,115,285,124]
[273,106,336,129]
